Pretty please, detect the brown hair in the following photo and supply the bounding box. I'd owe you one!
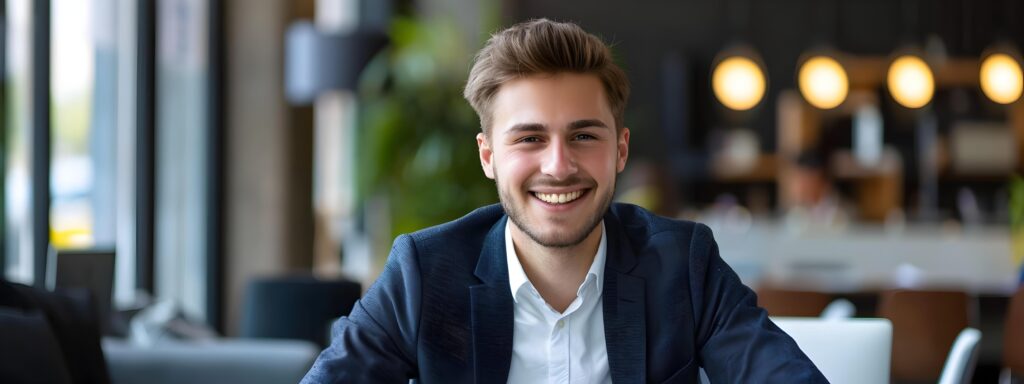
[463,19,630,133]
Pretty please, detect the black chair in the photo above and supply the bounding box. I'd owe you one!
[0,308,74,384]
[0,280,111,384]
[240,275,360,348]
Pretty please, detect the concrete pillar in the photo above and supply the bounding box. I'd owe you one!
[223,0,315,336]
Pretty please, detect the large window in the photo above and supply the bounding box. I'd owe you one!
[4,0,123,285]
[2,0,219,327]
[4,0,33,283]
[50,0,118,250]
[155,0,211,322]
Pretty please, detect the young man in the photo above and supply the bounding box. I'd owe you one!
[302,19,826,383]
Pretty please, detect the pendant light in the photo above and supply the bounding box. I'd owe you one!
[796,0,848,110]
[711,0,767,112]
[979,49,1023,104]
[798,54,849,110]
[712,47,768,111]
[887,53,935,109]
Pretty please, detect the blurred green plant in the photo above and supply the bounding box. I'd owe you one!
[1011,176,1024,230]
[1010,176,1024,278]
[356,16,498,240]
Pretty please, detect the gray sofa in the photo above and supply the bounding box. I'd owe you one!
[103,337,319,384]
[1,279,321,384]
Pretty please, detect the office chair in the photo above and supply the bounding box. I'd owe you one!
[756,286,832,317]
[1001,287,1024,384]
[937,327,982,384]
[878,290,973,383]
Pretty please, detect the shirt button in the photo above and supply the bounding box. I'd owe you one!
[557,320,565,329]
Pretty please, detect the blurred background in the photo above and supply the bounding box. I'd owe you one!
[1,0,1023,383]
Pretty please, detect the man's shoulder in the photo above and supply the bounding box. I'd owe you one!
[387,204,504,289]
[406,204,504,242]
[609,203,710,242]
[397,204,504,263]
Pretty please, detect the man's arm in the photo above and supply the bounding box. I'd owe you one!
[301,234,421,383]
[689,224,827,383]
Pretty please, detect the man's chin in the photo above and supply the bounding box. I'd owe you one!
[519,223,596,248]
[500,189,611,249]
[527,234,585,248]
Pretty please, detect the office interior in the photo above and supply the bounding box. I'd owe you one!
[0,0,1022,383]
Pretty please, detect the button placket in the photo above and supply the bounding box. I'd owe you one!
[548,313,570,384]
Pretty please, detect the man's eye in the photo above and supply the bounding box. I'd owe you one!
[574,134,596,141]
[519,136,541,143]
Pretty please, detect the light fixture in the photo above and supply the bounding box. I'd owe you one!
[712,54,767,111]
[798,55,849,109]
[285,21,389,105]
[979,51,1023,105]
[887,54,935,109]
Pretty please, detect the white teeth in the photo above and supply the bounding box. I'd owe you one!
[535,190,583,204]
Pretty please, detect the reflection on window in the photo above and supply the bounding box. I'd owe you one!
[5,0,33,283]
[50,0,118,250]
[155,0,209,322]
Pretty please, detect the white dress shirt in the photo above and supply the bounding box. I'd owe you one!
[505,221,611,384]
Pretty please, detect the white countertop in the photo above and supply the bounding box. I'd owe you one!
[709,220,1021,295]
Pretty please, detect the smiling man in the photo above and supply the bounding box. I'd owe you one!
[302,19,826,383]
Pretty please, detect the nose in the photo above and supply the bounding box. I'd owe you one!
[540,139,578,180]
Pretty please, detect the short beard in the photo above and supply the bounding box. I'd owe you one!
[495,174,614,248]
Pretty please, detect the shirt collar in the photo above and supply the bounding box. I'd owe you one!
[505,219,607,303]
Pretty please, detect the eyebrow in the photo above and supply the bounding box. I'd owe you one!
[505,123,546,135]
[567,119,609,130]
[504,119,610,135]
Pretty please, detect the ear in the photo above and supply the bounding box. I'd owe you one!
[477,132,495,179]
[616,128,630,173]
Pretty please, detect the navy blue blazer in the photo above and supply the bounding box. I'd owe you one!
[302,203,826,383]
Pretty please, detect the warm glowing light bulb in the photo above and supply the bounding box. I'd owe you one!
[798,56,849,109]
[980,53,1023,104]
[712,56,767,111]
[887,55,934,109]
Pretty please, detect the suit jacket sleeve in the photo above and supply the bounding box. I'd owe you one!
[301,234,421,383]
[690,224,827,383]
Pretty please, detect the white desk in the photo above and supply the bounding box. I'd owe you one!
[711,221,1020,295]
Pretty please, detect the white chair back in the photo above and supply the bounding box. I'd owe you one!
[937,327,982,384]
[771,317,892,384]
[819,298,856,320]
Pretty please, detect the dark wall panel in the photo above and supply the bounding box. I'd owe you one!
[510,0,1024,158]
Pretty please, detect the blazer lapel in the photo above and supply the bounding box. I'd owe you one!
[470,216,514,384]
[602,212,647,383]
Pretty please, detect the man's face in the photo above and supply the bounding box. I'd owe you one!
[477,73,629,248]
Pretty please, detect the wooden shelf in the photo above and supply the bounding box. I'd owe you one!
[830,150,902,179]
[711,154,778,182]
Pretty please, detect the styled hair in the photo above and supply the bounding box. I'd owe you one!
[463,19,630,133]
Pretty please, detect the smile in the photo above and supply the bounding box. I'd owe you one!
[532,190,586,205]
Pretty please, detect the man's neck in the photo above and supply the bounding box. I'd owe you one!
[510,222,603,313]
